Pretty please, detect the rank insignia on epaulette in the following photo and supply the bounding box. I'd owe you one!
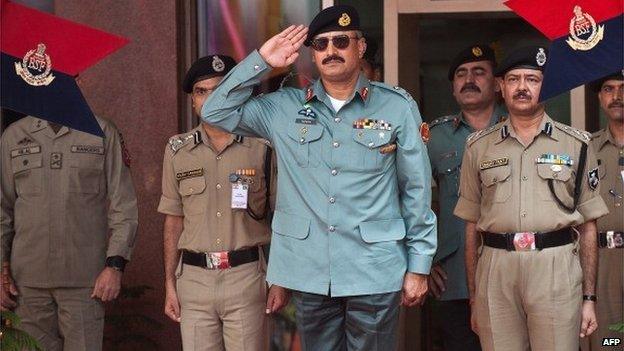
[588,167,599,190]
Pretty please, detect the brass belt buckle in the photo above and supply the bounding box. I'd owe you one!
[207,252,230,269]
[513,232,536,251]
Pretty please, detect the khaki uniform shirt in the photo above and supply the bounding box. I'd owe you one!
[454,113,608,232]
[157,125,274,253]
[591,128,624,232]
[0,116,138,288]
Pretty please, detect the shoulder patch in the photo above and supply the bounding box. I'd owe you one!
[554,122,591,144]
[429,115,455,128]
[466,124,502,146]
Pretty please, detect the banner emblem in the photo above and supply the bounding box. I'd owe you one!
[566,6,604,51]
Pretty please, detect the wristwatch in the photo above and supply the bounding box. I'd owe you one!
[105,256,127,272]
[582,294,597,302]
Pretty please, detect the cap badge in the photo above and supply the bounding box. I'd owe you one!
[212,55,225,72]
[15,43,55,86]
[566,6,604,51]
[536,48,547,67]
[338,13,351,27]
[472,47,483,57]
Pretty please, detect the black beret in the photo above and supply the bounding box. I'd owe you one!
[304,5,360,46]
[495,46,548,77]
[182,54,237,93]
[448,44,496,81]
[589,71,624,92]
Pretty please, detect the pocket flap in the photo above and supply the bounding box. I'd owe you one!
[480,165,512,187]
[179,177,206,196]
[359,219,406,243]
[536,164,572,182]
[287,122,324,144]
[272,210,310,239]
[352,129,391,148]
[12,154,42,174]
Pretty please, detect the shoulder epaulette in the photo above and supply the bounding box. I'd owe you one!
[429,115,455,129]
[370,82,414,102]
[554,122,591,144]
[590,129,604,141]
[168,130,202,154]
[466,123,502,146]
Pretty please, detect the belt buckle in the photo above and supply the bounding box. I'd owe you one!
[513,232,536,251]
[206,252,230,269]
[606,231,624,249]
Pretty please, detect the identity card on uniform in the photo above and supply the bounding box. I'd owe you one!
[231,183,249,209]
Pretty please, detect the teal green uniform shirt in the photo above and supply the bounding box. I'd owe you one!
[201,50,437,296]
[427,108,504,300]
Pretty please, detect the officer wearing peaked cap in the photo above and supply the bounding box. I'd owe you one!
[200,5,436,351]
[582,72,624,351]
[455,46,608,351]
[159,54,283,351]
[427,43,504,351]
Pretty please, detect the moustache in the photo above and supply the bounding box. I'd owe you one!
[608,101,623,108]
[460,83,481,93]
[513,91,532,100]
[322,55,345,64]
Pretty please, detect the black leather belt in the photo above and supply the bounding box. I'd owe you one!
[182,247,259,269]
[598,231,624,249]
[482,228,573,251]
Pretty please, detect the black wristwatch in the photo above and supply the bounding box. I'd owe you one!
[105,256,127,272]
[582,294,597,302]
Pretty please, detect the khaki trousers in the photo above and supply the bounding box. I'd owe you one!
[474,243,582,351]
[15,286,104,351]
[177,260,267,351]
[581,248,623,351]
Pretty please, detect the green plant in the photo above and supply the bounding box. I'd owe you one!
[103,285,163,350]
[609,322,624,334]
[0,310,42,351]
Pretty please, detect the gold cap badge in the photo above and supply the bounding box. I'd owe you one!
[472,47,483,57]
[338,13,351,27]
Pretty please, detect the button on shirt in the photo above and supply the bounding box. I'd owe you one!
[200,50,437,296]
[0,117,138,287]
[454,114,608,233]
[158,125,274,253]
[427,108,504,300]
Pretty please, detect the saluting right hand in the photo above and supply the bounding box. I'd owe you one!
[1,264,18,311]
[259,25,308,68]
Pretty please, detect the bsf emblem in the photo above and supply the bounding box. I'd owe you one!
[472,47,483,57]
[15,43,56,86]
[566,6,604,51]
[338,13,351,27]
[212,55,225,72]
[536,48,547,67]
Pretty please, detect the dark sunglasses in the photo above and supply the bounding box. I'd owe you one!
[310,35,359,51]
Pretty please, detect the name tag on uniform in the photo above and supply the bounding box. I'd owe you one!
[71,145,104,154]
[11,146,41,158]
[231,183,248,209]
[176,168,204,181]
[480,157,508,170]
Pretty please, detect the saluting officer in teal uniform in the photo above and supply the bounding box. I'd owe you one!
[201,5,437,350]
[427,44,504,351]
